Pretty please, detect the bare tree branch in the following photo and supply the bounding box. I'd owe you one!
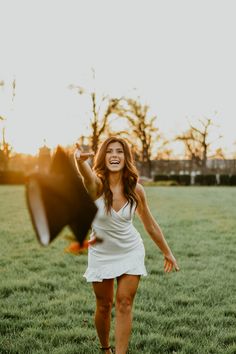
[69,81,121,153]
[113,97,158,177]
[176,118,223,170]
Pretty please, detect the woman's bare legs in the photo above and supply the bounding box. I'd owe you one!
[92,279,114,353]
[115,274,140,354]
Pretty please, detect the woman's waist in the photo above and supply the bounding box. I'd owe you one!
[89,236,144,256]
[91,224,140,240]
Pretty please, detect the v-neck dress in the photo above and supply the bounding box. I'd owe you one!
[83,196,147,282]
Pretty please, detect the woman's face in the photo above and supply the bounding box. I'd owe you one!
[105,141,125,172]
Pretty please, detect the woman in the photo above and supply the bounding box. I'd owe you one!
[74,137,179,354]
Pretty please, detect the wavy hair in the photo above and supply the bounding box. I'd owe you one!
[93,137,140,213]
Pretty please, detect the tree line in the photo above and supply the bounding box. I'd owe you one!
[0,77,233,178]
[69,83,225,177]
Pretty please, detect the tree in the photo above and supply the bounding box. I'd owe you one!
[0,78,16,169]
[114,98,159,177]
[176,118,222,172]
[211,148,225,160]
[0,127,12,171]
[155,146,173,160]
[69,84,121,153]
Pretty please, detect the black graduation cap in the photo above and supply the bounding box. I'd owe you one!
[26,146,97,246]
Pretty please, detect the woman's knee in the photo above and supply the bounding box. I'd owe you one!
[116,295,133,314]
[96,298,113,316]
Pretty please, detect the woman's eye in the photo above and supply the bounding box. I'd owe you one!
[106,149,123,154]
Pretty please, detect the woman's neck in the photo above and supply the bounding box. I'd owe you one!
[108,171,123,188]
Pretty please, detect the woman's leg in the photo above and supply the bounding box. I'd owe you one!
[92,279,114,353]
[115,274,140,354]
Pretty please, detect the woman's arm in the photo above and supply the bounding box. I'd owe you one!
[74,147,102,199]
[136,183,179,272]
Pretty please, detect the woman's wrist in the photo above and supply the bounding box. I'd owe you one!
[74,150,86,164]
[76,158,86,164]
[74,149,81,160]
[162,248,173,258]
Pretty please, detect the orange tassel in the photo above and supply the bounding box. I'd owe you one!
[64,236,103,255]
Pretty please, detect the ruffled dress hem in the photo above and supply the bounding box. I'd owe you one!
[83,259,147,282]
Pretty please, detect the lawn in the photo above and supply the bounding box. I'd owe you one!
[0,185,236,354]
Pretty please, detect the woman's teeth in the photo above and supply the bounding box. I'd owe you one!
[110,160,119,164]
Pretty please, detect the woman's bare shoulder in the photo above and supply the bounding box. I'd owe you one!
[135,183,146,199]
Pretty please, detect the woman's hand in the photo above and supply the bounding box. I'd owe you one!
[164,253,180,273]
[74,143,102,199]
[74,143,94,162]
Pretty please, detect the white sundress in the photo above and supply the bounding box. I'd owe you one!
[83,196,147,282]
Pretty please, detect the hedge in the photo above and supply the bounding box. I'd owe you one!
[219,175,230,185]
[0,171,26,185]
[170,174,191,186]
[194,174,217,185]
[153,174,169,182]
[230,175,236,186]
[154,174,191,185]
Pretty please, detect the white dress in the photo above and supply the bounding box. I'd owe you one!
[83,196,147,282]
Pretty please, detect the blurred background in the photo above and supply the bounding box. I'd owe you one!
[1,0,235,185]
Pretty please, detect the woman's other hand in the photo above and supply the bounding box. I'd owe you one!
[164,253,180,273]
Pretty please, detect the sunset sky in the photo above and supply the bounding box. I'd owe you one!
[0,0,235,157]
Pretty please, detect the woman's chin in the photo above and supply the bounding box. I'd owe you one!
[107,165,124,172]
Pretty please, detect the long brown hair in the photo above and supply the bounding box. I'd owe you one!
[93,137,139,213]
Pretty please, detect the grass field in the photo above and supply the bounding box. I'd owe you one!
[0,185,236,354]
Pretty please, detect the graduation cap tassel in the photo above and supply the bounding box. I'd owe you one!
[64,235,102,255]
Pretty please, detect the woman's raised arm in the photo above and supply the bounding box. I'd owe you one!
[74,145,102,199]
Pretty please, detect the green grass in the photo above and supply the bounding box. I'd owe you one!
[0,185,236,354]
